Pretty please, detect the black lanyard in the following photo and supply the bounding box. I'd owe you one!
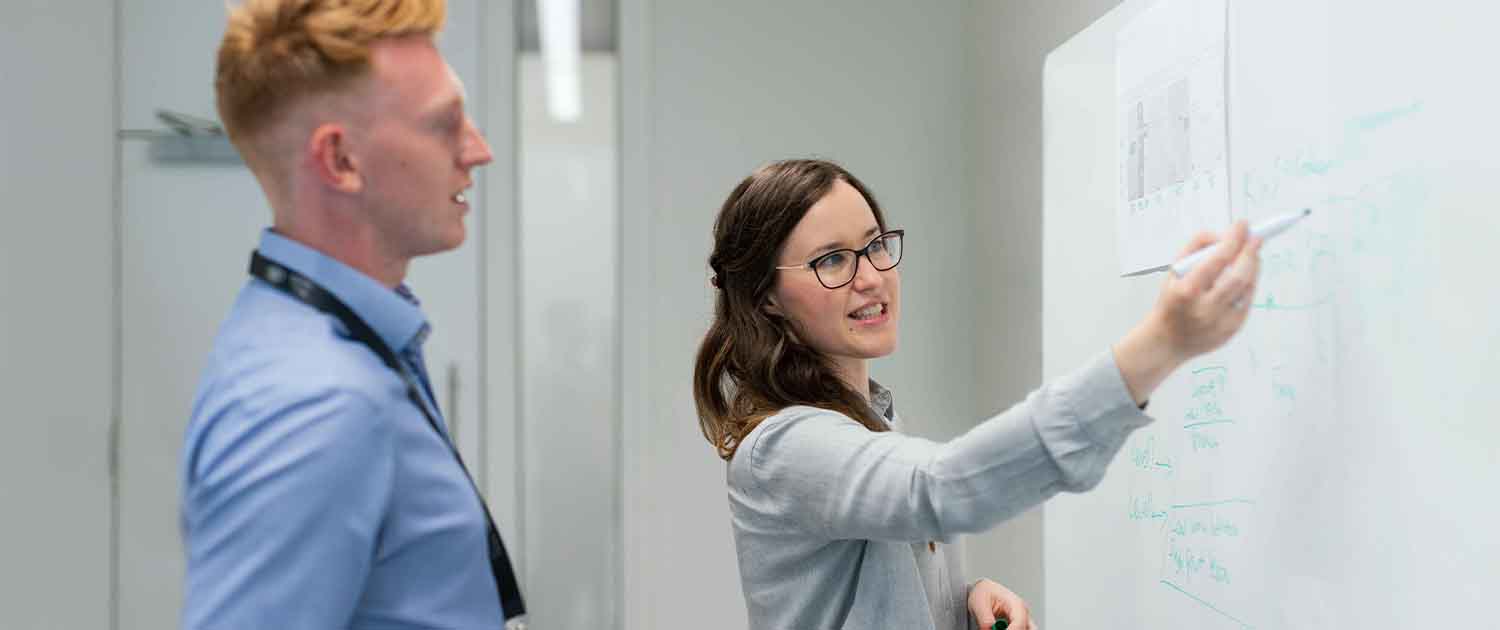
[250,251,526,622]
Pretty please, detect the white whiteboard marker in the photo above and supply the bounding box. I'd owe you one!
[1171,208,1312,277]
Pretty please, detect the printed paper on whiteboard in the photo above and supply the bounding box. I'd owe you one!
[1116,0,1231,275]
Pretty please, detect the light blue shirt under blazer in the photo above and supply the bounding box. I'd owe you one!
[180,230,503,629]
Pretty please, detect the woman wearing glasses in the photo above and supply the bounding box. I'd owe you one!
[694,159,1261,630]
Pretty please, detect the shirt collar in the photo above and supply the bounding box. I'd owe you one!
[257,229,430,354]
[868,378,898,429]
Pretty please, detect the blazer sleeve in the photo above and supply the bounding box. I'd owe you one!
[734,350,1152,542]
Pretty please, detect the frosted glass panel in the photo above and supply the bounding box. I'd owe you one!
[518,52,621,627]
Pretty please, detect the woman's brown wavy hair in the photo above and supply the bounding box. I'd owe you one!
[694,159,891,461]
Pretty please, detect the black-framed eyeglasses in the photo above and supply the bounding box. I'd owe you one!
[774,229,905,289]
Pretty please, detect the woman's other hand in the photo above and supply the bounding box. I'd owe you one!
[968,578,1036,630]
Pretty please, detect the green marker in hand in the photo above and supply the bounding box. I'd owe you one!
[992,618,1009,630]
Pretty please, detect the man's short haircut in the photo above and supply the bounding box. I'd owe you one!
[215,0,446,150]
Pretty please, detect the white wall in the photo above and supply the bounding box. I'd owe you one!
[621,1,976,627]
[0,2,116,628]
[962,0,1124,619]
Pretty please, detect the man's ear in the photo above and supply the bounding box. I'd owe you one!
[308,123,362,193]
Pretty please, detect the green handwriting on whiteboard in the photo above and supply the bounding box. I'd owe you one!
[1351,101,1425,132]
[1241,100,1427,212]
[1249,293,1333,311]
[1159,580,1254,629]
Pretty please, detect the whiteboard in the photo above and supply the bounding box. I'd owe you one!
[1042,1,1500,628]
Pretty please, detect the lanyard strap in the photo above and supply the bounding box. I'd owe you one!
[249,251,526,621]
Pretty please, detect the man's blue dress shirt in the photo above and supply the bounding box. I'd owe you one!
[180,230,503,629]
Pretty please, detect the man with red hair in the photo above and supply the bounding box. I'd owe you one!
[180,1,523,627]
